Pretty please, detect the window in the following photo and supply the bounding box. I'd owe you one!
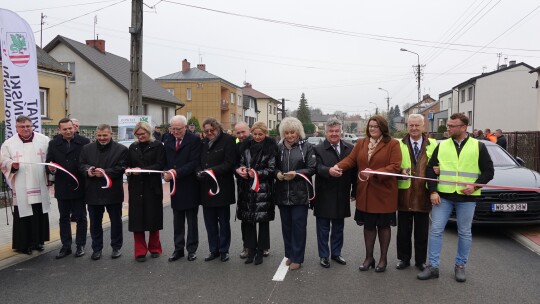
[250,98,254,108]
[460,90,465,103]
[237,95,242,106]
[468,111,473,126]
[39,88,48,117]
[467,87,473,101]
[269,120,271,127]
[230,93,234,104]
[187,111,192,120]
[166,88,174,95]
[141,104,148,115]
[60,62,76,82]
[231,114,236,124]
[161,107,169,125]
[186,88,192,101]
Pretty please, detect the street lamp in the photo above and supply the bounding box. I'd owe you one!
[378,87,390,113]
[400,48,422,103]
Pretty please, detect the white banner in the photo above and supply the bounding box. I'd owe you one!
[0,9,41,138]
[117,115,151,141]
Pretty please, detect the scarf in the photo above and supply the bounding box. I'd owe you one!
[367,136,381,162]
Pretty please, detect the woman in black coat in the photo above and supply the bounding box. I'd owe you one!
[236,122,277,265]
[197,118,237,262]
[126,122,166,262]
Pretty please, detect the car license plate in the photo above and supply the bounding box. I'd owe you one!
[491,203,528,212]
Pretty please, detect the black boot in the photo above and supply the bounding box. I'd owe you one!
[254,249,263,265]
[245,248,255,264]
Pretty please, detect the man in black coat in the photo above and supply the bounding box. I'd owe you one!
[197,118,237,262]
[495,129,507,150]
[234,121,251,259]
[163,115,201,262]
[313,118,355,268]
[80,124,128,260]
[46,118,90,259]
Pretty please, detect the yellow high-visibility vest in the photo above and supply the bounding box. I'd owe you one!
[437,137,481,196]
[398,138,437,189]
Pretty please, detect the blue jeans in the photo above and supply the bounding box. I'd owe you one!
[428,197,476,268]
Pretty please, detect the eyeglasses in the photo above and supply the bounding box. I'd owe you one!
[170,126,185,132]
[446,124,465,129]
[134,132,147,137]
[203,128,216,134]
[368,125,379,129]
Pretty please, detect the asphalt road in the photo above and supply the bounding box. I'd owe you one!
[0,204,539,304]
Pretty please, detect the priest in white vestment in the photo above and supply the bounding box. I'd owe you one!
[1,115,50,254]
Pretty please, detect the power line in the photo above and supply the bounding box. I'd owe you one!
[17,0,121,12]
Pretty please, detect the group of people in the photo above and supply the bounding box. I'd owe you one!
[472,128,507,150]
[1,111,494,283]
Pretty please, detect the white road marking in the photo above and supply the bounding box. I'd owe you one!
[272,257,289,281]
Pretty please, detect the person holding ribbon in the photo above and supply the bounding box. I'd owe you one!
[1,115,51,255]
[46,118,90,259]
[126,121,166,262]
[333,115,401,273]
[236,121,278,265]
[275,117,316,271]
[163,115,201,263]
[80,124,128,260]
[197,118,237,262]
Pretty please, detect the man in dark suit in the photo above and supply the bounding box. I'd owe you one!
[163,115,201,262]
[313,118,356,268]
[46,118,90,259]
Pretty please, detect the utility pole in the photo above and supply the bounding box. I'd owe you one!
[40,13,46,48]
[281,98,286,119]
[129,0,143,115]
[400,48,424,103]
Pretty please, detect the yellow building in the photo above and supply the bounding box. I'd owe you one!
[156,59,243,130]
[0,46,70,126]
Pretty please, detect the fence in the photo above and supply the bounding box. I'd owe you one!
[504,131,540,172]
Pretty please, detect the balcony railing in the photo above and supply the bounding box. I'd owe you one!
[221,99,229,111]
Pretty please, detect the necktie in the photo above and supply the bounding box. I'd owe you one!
[413,142,419,161]
[176,138,182,151]
[332,144,340,158]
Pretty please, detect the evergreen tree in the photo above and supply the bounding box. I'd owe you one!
[187,116,201,132]
[296,93,315,135]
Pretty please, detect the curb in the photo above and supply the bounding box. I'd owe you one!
[506,230,540,256]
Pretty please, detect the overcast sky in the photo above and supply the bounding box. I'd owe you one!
[5,0,540,116]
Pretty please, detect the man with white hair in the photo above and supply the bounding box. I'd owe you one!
[163,115,202,262]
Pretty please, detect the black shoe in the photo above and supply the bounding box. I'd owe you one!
[320,257,330,268]
[168,251,184,262]
[417,265,439,280]
[136,255,146,262]
[91,250,102,260]
[112,249,122,259]
[187,253,197,261]
[34,244,45,252]
[220,252,230,262]
[263,249,269,257]
[415,263,426,271]
[204,252,220,262]
[254,249,263,265]
[331,255,347,265]
[455,265,466,282]
[359,259,375,271]
[55,247,72,259]
[239,248,248,259]
[75,246,85,257]
[245,249,255,264]
[396,260,411,270]
[375,263,387,273]
[17,248,33,255]
[150,252,161,258]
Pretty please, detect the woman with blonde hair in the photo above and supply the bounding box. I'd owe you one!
[126,121,166,262]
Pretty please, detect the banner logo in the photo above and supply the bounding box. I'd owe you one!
[5,33,30,66]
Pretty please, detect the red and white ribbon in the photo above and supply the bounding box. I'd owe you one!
[94,168,112,189]
[360,170,540,192]
[19,162,79,190]
[203,169,220,196]
[297,173,316,201]
[124,168,177,196]
[250,168,260,192]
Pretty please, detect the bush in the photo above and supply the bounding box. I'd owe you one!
[437,125,447,133]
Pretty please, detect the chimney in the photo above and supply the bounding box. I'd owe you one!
[182,59,191,73]
[509,60,516,66]
[197,63,206,71]
[86,39,105,53]
[243,82,252,88]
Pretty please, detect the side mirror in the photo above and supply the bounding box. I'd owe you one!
[515,156,526,167]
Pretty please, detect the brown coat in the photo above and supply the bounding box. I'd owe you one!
[337,137,401,213]
[397,135,434,213]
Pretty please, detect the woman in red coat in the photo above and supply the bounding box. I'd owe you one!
[334,115,401,272]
